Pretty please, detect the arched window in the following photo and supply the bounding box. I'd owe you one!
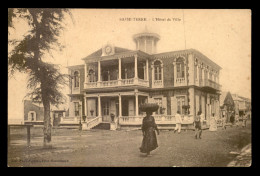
[154,60,162,80]
[74,71,79,88]
[176,58,185,78]
[88,69,95,82]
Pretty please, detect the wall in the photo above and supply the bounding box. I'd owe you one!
[24,100,44,121]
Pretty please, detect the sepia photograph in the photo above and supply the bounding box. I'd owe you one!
[8,8,251,167]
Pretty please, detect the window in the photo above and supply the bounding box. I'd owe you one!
[31,113,34,121]
[205,70,208,80]
[194,65,197,80]
[177,96,185,115]
[154,61,162,81]
[199,67,202,82]
[74,102,80,116]
[176,58,185,78]
[74,71,79,88]
[154,98,162,115]
[209,72,212,80]
[88,69,96,82]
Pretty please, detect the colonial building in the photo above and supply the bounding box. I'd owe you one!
[231,94,251,117]
[67,30,222,130]
[24,100,69,126]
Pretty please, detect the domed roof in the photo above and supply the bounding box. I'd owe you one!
[133,26,160,41]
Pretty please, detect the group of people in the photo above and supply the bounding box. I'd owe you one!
[225,112,248,128]
[139,103,250,156]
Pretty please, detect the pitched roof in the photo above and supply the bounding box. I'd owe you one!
[83,47,134,59]
[219,91,228,106]
[224,92,234,106]
[220,91,234,106]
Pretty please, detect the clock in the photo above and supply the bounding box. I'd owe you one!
[105,46,112,54]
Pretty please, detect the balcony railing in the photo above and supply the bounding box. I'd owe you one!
[121,78,134,85]
[84,78,149,89]
[100,80,118,87]
[153,80,163,87]
[204,79,221,90]
[119,115,194,125]
[175,77,186,86]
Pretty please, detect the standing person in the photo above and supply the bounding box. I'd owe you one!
[209,113,217,131]
[230,113,235,127]
[194,111,202,139]
[174,110,183,134]
[139,108,160,156]
[235,113,239,127]
[222,114,226,130]
[242,112,248,128]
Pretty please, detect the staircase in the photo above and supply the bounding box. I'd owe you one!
[92,122,111,130]
[82,117,102,130]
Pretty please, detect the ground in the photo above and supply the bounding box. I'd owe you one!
[8,121,251,167]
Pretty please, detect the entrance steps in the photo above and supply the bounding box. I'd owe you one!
[92,122,111,130]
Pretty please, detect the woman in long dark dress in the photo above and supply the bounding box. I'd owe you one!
[139,110,160,156]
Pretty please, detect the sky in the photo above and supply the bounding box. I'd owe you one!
[8,9,251,120]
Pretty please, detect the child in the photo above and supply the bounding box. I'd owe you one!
[194,111,202,139]
[222,114,226,130]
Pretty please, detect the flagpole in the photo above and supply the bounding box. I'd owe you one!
[182,9,187,50]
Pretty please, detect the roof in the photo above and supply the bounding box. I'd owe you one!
[133,26,160,41]
[133,33,160,41]
[25,100,68,111]
[219,91,228,106]
[232,94,244,101]
[83,47,134,60]
[81,45,221,70]
[66,64,85,69]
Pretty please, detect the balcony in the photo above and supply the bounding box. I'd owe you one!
[202,79,221,90]
[152,80,163,88]
[84,78,149,89]
[175,77,186,87]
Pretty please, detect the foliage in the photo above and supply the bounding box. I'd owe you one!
[8,8,72,106]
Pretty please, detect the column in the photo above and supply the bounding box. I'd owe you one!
[151,40,154,54]
[134,55,138,84]
[134,55,138,79]
[135,93,139,116]
[143,64,146,80]
[98,95,101,117]
[84,63,88,83]
[187,54,194,85]
[118,58,122,86]
[151,64,154,87]
[202,67,205,86]
[173,62,177,85]
[84,97,88,116]
[119,94,122,117]
[188,87,195,117]
[98,61,101,87]
[161,63,164,86]
[146,59,149,81]
[144,38,147,53]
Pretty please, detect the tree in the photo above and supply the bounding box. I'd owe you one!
[8,8,72,147]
